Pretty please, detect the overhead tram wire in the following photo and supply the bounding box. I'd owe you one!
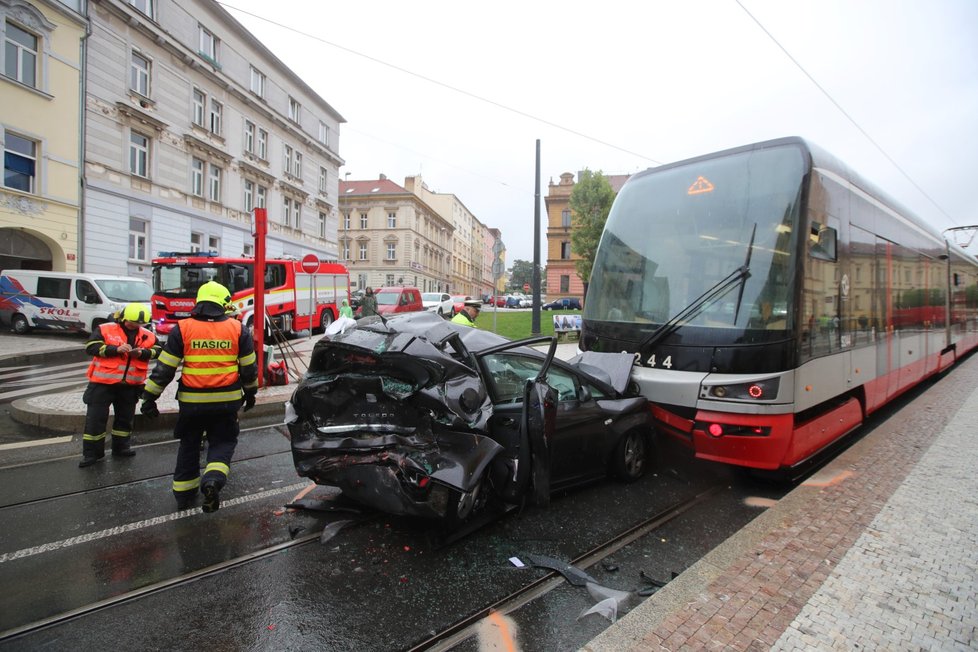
[219,2,664,167]
[734,0,959,228]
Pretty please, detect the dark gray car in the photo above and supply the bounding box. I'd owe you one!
[287,311,653,524]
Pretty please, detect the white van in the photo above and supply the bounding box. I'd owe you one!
[0,270,153,335]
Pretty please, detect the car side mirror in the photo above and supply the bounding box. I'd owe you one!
[577,385,592,403]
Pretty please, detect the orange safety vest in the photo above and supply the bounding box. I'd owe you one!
[86,323,155,385]
[178,318,241,389]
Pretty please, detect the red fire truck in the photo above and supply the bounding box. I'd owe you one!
[151,252,350,339]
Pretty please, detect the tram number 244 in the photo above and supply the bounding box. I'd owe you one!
[634,353,672,368]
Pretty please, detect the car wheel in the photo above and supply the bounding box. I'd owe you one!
[612,429,650,482]
[446,472,492,526]
[11,314,29,335]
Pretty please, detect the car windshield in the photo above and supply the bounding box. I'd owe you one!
[95,279,153,302]
[152,264,221,297]
[376,292,400,306]
[422,293,441,302]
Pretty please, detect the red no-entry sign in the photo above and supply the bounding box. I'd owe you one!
[301,253,319,273]
[523,283,530,292]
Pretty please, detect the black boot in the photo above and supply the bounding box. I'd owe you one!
[201,480,221,513]
[79,436,106,468]
[174,491,198,511]
[112,436,136,457]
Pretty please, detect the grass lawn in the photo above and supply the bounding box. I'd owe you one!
[475,309,582,341]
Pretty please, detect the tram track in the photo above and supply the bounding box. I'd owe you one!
[406,484,723,651]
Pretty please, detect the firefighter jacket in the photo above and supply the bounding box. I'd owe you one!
[143,303,258,413]
[85,322,160,385]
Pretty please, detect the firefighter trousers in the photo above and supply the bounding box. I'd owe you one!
[171,410,239,500]
[82,382,141,457]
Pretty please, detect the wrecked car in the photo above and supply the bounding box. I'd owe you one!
[287,311,653,524]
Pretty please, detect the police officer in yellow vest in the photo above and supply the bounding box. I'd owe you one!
[139,281,258,512]
[451,298,482,326]
[79,303,160,467]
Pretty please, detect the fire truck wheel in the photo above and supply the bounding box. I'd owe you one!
[316,310,333,334]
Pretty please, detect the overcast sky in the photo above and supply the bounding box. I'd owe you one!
[221,0,978,264]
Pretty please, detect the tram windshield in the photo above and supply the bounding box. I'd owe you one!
[584,145,806,342]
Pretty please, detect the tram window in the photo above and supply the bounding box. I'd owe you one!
[809,223,837,261]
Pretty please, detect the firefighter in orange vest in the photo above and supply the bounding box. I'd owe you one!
[139,281,258,512]
[79,303,160,468]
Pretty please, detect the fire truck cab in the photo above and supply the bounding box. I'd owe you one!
[151,252,349,340]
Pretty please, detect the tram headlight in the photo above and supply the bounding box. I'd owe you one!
[703,378,780,401]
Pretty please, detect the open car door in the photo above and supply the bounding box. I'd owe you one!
[475,336,559,506]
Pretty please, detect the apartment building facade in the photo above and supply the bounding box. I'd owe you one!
[83,0,344,279]
[338,175,454,293]
[0,0,86,272]
[545,171,629,303]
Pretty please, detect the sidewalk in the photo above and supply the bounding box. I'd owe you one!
[585,353,978,651]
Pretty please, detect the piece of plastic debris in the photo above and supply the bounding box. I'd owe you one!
[602,562,619,572]
[586,581,631,606]
[523,553,598,587]
[509,557,525,568]
[320,519,356,544]
[578,597,619,623]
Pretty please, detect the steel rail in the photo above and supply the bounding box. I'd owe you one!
[407,484,723,651]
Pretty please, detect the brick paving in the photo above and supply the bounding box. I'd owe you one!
[585,354,978,651]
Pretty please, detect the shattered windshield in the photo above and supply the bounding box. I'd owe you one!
[584,145,804,333]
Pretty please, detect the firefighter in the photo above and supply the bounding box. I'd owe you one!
[79,303,160,468]
[139,281,258,512]
[451,299,482,327]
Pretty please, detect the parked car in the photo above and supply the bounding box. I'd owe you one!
[542,297,583,310]
[422,292,454,318]
[371,286,423,316]
[486,295,507,308]
[450,294,473,316]
[287,311,653,525]
[505,295,522,308]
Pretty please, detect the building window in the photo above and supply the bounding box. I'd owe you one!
[190,232,202,253]
[243,180,254,212]
[249,66,265,97]
[242,243,254,257]
[561,209,571,227]
[386,274,395,286]
[208,235,219,251]
[387,242,396,260]
[358,242,367,261]
[288,96,300,123]
[318,122,329,147]
[257,128,267,160]
[319,166,328,193]
[282,197,292,227]
[208,164,221,202]
[292,152,302,178]
[209,99,222,136]
[283,198,301,228]
[387,212,397,228]
[128,0,154,18]
[284,144,293,175]
[341,240,350,260]
[129,217,148,261]
[191,157,204,196]
[130,51,150,97]
[3,132,36,193]
[343,212,350,229]
[198,25,218,63]
[244,120,255,154]
[560,241,571,259]
[560,275,570,293]
[256,184,266,208]
[129,131,149,178]
[4,21,37,88]
[192,88,205,127]
[360,213,368,229]
[318,211,327,238]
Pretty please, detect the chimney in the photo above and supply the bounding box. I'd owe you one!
[379,173,387,181]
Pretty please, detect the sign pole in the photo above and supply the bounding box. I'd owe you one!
[300,253,320,337]
[253,208,267,388]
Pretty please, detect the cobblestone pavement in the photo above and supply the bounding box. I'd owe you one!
[585,354,978,651]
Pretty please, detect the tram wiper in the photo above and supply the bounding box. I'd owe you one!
[638,223,756,353]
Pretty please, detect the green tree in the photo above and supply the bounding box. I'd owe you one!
[569,169,615,293]
[509,259,541,292]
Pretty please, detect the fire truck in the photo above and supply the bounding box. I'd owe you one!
[151,252,350,339]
